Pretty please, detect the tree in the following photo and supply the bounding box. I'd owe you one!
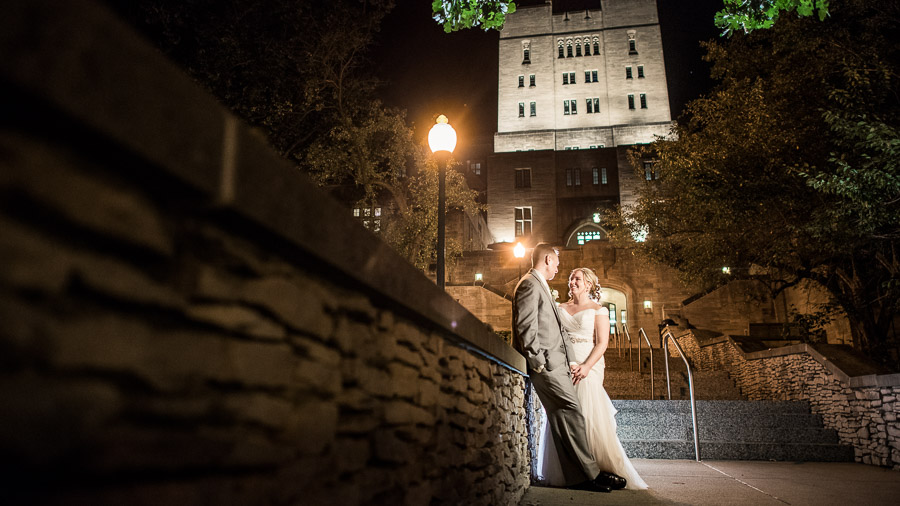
[610,0,900,366]
[431,0,516,33]
[715,0,830,35]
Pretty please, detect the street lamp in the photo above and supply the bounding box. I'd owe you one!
[514,242,526,279]
[428,114,457,290]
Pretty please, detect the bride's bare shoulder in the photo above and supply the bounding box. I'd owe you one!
[594,304,609,315]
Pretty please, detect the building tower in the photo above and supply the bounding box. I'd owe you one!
[487,0,671,247]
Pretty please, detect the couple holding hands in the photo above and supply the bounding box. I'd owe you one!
[512,243,647,493]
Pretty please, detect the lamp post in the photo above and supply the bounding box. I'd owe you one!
[428,115,457,290]
[514,242,525,279]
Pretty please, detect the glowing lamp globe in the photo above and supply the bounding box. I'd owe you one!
[428,115,457,154]
[513,242,525,259]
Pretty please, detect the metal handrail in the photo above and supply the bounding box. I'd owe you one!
[617,323,631,360]
[662,326,701,461]
[636,327,655,400]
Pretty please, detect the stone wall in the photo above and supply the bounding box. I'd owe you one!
[0,2,530,504]
[673,331,900,469]
[447,286,514,332]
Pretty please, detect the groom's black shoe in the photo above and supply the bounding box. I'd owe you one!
[594,471,627,490]
[569,480,612,493]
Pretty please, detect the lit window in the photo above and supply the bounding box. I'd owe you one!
[515,207,532,236]
[566,168,573,186]
[638,65,645,78]
[363,208,371,217]
[373,219,381,232]
[529,74,535,86]
[352,208,360,217]
[374,207,382,217]
[530,101,536,116]
[518,75,524,87]
[640,93,647,109]
[574,168,581,186]
[644,161,658,180]
[515,168,532,188]
[576,230,604,245]
[592,168,599,184]
[628,94,635,110]
[602,168,608,184]
[626,66,633,79]
[519,102,525,117]
[472,162,481,175]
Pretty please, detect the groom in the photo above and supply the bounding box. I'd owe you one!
[512,243,625,492]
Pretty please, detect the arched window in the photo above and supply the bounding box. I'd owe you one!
[566,39,573,57]
[584,42,591,56]
[593,38,600,54]
[558,40,564,58]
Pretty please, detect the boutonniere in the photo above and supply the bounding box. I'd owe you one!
[551,289,559,301]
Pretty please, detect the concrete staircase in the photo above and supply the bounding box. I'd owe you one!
[601,348,854,461]
[613,399,856,462]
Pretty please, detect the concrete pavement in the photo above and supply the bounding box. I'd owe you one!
[520,459,900,505]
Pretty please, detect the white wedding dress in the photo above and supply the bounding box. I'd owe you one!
[538,306,648,490]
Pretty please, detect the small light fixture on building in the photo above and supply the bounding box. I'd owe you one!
[643,300,653,313]
[722,266,731,275]
[475,273,483,281]
[592,212,601,223]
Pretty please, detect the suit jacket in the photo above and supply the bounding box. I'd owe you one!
[512,269,573,373]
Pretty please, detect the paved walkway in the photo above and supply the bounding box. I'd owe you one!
[520,459,900,505]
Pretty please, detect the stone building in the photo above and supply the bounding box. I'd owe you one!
[488,0,671,247]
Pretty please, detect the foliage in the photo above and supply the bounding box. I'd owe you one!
[432,0,515,33]
[110,0,394,173]
[715,0,829,35]
[379,153,487,271]
[112,0,485,276]
[609,0,900,365]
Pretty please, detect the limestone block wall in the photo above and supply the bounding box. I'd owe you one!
[0,1,530,504]
[674,331,900,469]
[447,286,514,333]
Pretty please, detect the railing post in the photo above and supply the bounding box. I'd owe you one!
[662,327,701,462]
[638,328,654,400]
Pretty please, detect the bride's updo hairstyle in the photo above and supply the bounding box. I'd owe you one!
[568,267,602,301]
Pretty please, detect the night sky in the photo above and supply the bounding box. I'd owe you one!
[370,0,725,150]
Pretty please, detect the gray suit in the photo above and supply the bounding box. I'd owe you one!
[513,269,600,486]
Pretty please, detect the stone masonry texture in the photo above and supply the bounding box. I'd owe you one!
[0,1,529,504]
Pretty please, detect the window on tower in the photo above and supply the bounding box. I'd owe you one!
[530,101,536,116]
[593,40,599,53]
[518,75,524,87]
[628,94,635,110]
[638,65,645,78]
[584,42,591,56]
[640,93,648,109]
[591,70,598,82]
[576,44,582,57]
[626,66,633,79]
[563,100,570,115]
[519,102,525,117]
[628,39,637,54]
[515,207,532,236]
[530,74,536,86]
[566,43,573,57]
[515,168,532,188]
[570,98,577,115]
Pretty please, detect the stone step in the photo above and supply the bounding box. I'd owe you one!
[617,423,839,443]
[621,440,855,461]
[612,400,855,462]
[604,370,744,401]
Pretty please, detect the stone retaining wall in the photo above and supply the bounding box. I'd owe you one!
[674,330,900,469]
[0,1,530,504]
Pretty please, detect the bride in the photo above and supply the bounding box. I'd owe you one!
[539,267,648,490]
